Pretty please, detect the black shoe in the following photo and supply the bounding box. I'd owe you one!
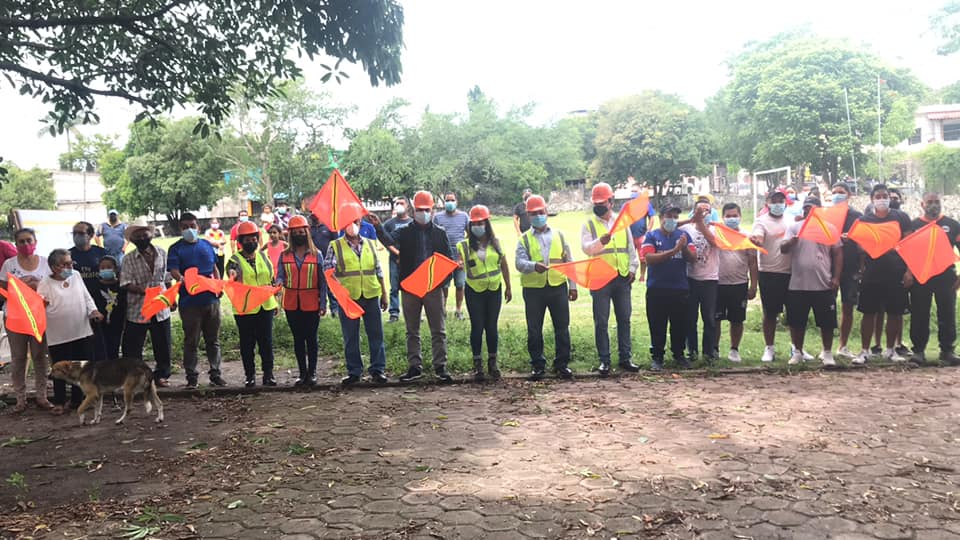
[598,362,611,378]
[307,375,318,387]
[388,315,399,323]
[435,369,454,384]
[620,361,641,373]
[895,345,912,357]
[370,371,388,384]
[341,374,361,386]
[871,345,883,355]
[186,378,199,389]
[474,371,485,382]
[528,368,546,381]
[293,378,306,387]
[941,351,960,366]
[399,367,422,383]
[245,378,256,388]
[262,376,277,387]
[487,359,501,380]
[209,375,227,387]
[650,359,664,372]
[555,366,574,380]
[673,356,691,370]
[488,368,501,380]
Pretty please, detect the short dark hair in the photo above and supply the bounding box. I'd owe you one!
[74,221,95,236]
[14,228,35,241]
[889,188,903,197]
[444,191,457,199]
[721,202,741,214]
[180,212,198,223]
[100,255,119,269]
[831,182,851,193]
[870,184,888,198]
[239,209,249,216]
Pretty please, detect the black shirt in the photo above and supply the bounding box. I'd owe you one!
[382,216,413,263]
[70,245,107,300]
[911,215,960,279]
[514,202,531,233]
[860,209,913,283]
[840,207,863,278]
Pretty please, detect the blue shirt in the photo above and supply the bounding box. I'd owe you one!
[98,222,127,262]
[433,211,469,260]
[167,239,219,307]
[628,202,657,238]
[642,228,694,290]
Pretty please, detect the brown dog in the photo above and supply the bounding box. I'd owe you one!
[48,360,163,425]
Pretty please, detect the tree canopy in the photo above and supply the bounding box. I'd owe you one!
[0,164,56,226]
[918,143,960,194]
[932,1,960,55]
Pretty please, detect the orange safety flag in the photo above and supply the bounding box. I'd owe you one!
[797,203,847,246]
[323,269,365,320]
[223,280,281,315]
[308,169,368,232]
[713,223,768,255]
[183,267,224,295]
[609,193,650,235]
[141,284,179,321]
[0,275,47,342]
[847,219,901,259]
[550,258,618,291]
[895,221,960,285]
[401,253,459,298]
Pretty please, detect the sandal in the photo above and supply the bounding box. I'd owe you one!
[36,400,62,415]
[13,402,27,413]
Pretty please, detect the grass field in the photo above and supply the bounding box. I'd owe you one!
[151,209,957,376]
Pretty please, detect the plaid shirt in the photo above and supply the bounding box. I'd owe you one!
[120,245,171,323]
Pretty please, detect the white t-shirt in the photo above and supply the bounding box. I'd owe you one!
[750,213,792,274]
[718,249,752,285]
[0,256,50,315]
[37,274,97,346]
[680,224,719,281]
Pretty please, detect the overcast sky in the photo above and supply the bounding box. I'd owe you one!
[2,0,956,169]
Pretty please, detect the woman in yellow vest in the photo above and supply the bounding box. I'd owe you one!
[457,205,512,381]
[324,210,388,386]
[275,215,322,387]
[227,221,279,387]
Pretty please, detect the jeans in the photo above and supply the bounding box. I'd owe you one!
[235,308,275,380]
[320,271,340,315]
[8,329,48,404]
[464,287,502,359]
[121,317,172,381]
[591,275,632,364]
[389,259,401,317]
[402,288,446,370]
[340,296,386,376]
[523,284,571,370]
[286,310,320,378]
[180,303,222,379]
[909,270,957,354]
[686,278,718,357]
[647,287,689,360]
[49,336,94,407]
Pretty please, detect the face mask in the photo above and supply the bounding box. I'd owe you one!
[662,218,678,233]
[768,203,786,217]
[73,233,90,247]
[787,194,798,201]
[241,240,258,254]
[470,225,487,237]
[182,228,199,243]
[347,223,360,237]
[724,217,741,229]
[832,194,848,205]
[59,268,74,279]
[889,199,901,210]
[133,238,151,251]
[291,234,307,246]
[593,205,609,218]
[395,206,407,217]
[531,214,548,228]
[277,208,287,215]
[98,269,116,281]
[924,202,941,219]
[109,215,118,223]
[415,210,432,225]
[16,243,35,256]
[238,216,249,223]
[211,223,220,230]
[444,201,457,212]
[873,199,890,212]
[630,192,639,200]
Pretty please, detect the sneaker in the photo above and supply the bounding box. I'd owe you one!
[388,314,399,323]
[940,351,960,366]
[836,346,854,359]
[852,351,869,365]
[883,348,907,363]
[788,351,803,365]
[370,371,388,384]
[728,349,742,363]
[761,346,775,363]
[244,378,256,388]
[870,345,883,356]
[209,375,228,387]
[341,374,361,386]
[435,369,454,384]
[673,356,691,370]
[155,378,170,388]
[895,344,912,357]
[454,310,465,321]
[791,344,814,361]
[911,352,928,366]
[399,367,423,383]
[820,351,836,367]
[185,378,199,389]
[649,358,664,372]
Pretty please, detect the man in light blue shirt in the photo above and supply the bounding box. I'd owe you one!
[432,191,469,319]
[97,209,128,264]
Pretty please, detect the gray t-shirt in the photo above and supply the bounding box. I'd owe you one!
[784,221,838,291]
[718,248,751,285]
[433,211,469,261]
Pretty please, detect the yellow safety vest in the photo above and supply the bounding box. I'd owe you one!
[457,239,503,293]
[230,251,278,312]
[520,229,568,288]
[332,237,381,300]
[586,216,630,276]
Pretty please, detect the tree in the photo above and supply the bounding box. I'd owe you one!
[341,127,411,200]
[918,144,960,194]
[0,164,57,226]
[58,133,118,172]
[0,0,404,135]
[590,91,711,200]
[100,117,227,223]
[935,81,960,103]
[932,1,960,55]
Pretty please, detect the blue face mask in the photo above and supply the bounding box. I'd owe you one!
[444,201,457,212]
[59,268,74,279]
[414,210,431,225]
[662,218,678,233]
[724,217,741,229]
[238,216,249,222]
[470,225,486,238]
[98,269,116,281]
[768,203,786,217]
[531,214,548,228]
[832,194,848,205]
[182,228,199,243]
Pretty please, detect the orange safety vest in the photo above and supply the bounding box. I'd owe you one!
[280,251,320,311]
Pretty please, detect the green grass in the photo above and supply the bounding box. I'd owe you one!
[150,211,957,376]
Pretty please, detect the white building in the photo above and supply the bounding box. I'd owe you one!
[900,103,960,151]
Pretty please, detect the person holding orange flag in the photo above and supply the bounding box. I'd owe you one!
[581,182,640,377]
[715,203,758,363]
[907,192,960,365]
[749,190,792,363]
[325,208,389,386]
[829,182,864,360]
[276,215,323,386]
[515,195,578,381]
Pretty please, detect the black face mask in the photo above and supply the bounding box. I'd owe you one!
[241,241,258,254]
[593,205,609,218]
[133,238,151,251]
[924,202,941,219]
[291,234,307,246]
[890,199,901,210]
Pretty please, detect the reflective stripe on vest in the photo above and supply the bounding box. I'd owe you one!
[231,251,279,312]
[520,230,567,288]
[281,251,320,311]
[586,217,630,276]
[332,237,381,300]
[457,240,502,293]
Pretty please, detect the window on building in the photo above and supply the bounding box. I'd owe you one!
[908,128,922,145]
[944,123,960,142]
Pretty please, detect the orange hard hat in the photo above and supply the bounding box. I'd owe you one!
[236,221,260,236]
[413,191,434,210]
[469,205,491,222]
[287,215,309,229]
[525,195,546,213]
[591,182,614,204]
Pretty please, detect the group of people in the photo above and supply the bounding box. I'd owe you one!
[4,181,959,414]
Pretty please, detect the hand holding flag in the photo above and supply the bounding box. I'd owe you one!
[323,269,365,320]
[797,203,847,246]
[549,258,618,291]
[401,254,459,298]
[609,193,650,235]
[713,223,768,254]
[308,169,368,232]
[894,221,960,285]
[141,284,179,321]
[847,219,901,259]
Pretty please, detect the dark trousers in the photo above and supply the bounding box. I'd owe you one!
[121,317,172,381]
[49,336,94,407]
[464,287,502,359]
[647,287,689,360]
[909,271,957,354]
[686,279,719,356]
[286,310,319,378]
[523,284,571,370]
[215,254,225,277]
[339,296,386,376]
[235,309,275,380]
[93,313,124,361]
[591,274,632,363]
[389,259,401,317]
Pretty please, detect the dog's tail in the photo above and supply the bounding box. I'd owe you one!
[146,380,164,423]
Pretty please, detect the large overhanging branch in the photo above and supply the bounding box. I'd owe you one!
[0,0,190,29]
[0,61,153,107]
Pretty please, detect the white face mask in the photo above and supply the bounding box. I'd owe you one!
[347,223,360,237]
[415,210,431,225]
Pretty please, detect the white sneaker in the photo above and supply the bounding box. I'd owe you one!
[728,349,742,363]
[788,351,803,365]
[820,351,836,367]
[791,344,814,361]
[883,348,907,363]
[852,351,869,365]
[761,346,775,363]
[836,346,854,359]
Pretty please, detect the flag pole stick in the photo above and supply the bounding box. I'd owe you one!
[844,87,857,182]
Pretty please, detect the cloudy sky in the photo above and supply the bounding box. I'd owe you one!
[1,0,955,169]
